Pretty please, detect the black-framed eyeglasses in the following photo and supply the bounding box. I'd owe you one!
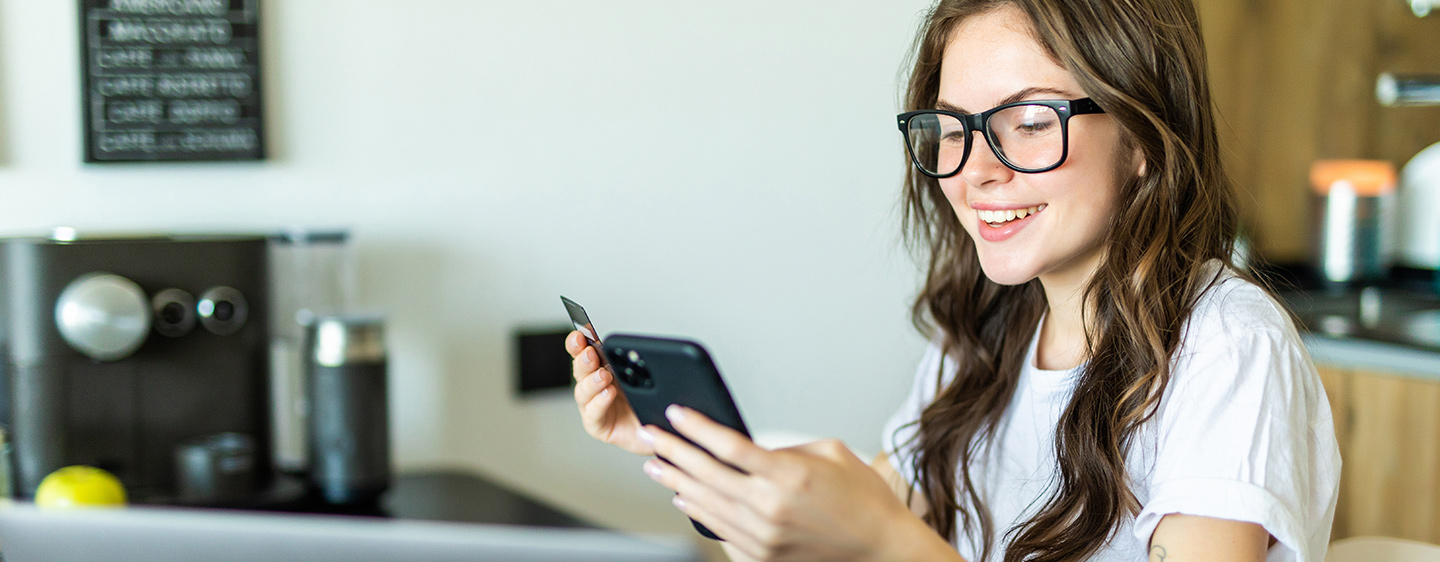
[897,98,1105,178]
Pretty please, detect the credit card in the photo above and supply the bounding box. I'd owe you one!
[560,296,608,369]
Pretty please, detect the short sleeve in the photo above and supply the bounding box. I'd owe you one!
[881,341,952,490]
[1132,291,1341,562]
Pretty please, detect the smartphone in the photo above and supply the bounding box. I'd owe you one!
[560,297,751,541]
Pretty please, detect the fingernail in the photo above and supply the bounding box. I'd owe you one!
[581,349,594,365]
[636,427,654,446]
[590,371,603,385]
[643,460,662,481]
[665,404,686,424]
[671,495,686,510]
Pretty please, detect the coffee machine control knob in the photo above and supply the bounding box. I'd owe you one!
[55,273,152,361]
[197,286,248,336]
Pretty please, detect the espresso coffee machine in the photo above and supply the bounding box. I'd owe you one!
[0,235,272,502]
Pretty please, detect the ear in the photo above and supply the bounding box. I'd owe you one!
[1133,146,1147,177]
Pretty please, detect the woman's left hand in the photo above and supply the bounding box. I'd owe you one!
[638,405,917,561]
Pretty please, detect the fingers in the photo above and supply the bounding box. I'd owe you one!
[567,332,606,380]
[570,336,612,407]
[643,424,755,497]
[645,459,767,552]
[581,382,619,423]
[565,330,585,356]
[671,493,768,557]
[572,362,612,406]
[571,345,601,380]
[663,406,773,476]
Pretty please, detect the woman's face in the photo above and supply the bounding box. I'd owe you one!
[937,6,1134,288]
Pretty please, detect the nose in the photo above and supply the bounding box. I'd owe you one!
[959,131,1014,188]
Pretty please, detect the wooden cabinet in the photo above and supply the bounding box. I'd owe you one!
[1193,0,1440,262]
[1320,366,1440,541]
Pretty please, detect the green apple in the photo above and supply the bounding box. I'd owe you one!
[35,466,127,508]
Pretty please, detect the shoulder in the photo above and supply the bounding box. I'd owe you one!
[1164,265,1326,420]
[1183,267,1296,347]
[1177,267,1306,371]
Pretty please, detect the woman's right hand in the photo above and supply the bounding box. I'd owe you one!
[567,331,655,456]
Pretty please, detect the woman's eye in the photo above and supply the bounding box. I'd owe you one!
[1016,120,1056,134]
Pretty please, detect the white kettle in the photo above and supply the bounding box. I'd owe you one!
[1397,141,1440,270]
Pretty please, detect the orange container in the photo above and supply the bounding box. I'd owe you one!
[1310,160,1396,284]
[1310,160,1397,196]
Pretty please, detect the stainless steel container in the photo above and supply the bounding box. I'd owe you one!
[1310,161,1397,284]
[306,315,389,505]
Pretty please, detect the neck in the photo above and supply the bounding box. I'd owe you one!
[1035,252,1104,370]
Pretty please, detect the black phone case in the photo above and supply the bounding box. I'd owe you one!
[601,333,750,541]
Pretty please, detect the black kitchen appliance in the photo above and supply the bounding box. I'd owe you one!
[0,235,272,502]
[306,315,390,505]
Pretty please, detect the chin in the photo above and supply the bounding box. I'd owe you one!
[975,254,1040,286]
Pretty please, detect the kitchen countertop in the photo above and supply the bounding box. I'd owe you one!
[1262,263,1440,378]
[1278,288,1440,353]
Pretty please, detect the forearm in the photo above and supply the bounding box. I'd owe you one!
[876,513,969,562]
[715,515,964,562]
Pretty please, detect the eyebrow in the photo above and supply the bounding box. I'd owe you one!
[935,86,1077,113]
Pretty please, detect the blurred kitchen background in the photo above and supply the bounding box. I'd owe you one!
[0,0,1436,550]
[1200,0,1440,545]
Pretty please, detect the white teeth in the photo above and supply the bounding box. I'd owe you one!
[979,205,1044,225]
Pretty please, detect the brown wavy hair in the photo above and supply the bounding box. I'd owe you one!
[897,0,1243,560]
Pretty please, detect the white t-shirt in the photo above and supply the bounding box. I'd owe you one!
[882,270,1340,561]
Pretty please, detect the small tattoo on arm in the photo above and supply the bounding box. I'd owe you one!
[1149,545,1168,561]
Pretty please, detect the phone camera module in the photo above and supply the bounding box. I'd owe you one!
[622,364,654,389]
[609,348,654,389]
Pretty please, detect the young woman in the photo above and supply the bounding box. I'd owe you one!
[567,0,1339,560]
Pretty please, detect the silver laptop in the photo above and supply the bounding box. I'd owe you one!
[0,503,700,562]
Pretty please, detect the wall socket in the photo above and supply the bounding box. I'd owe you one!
[513,327,576,396]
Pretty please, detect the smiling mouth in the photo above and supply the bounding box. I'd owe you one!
[978,204,1046,227]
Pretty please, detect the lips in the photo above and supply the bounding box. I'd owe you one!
[973,204,1045,243]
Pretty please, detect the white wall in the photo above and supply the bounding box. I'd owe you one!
[0,0,935,535]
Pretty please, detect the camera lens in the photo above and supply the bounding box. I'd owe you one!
[621,363,654,389]
[607,347,654,388]
[198,286,248,336]
[152,288,197,338]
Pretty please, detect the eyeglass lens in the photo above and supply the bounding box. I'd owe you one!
[906,104,1065,176]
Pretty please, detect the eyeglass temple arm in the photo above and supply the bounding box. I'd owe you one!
[1069,98,1105,115]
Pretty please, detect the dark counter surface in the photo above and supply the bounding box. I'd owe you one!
[256,470,596,529]
[1258,263,1440,355]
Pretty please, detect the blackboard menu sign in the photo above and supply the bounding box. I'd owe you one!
[80,0,265,162]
